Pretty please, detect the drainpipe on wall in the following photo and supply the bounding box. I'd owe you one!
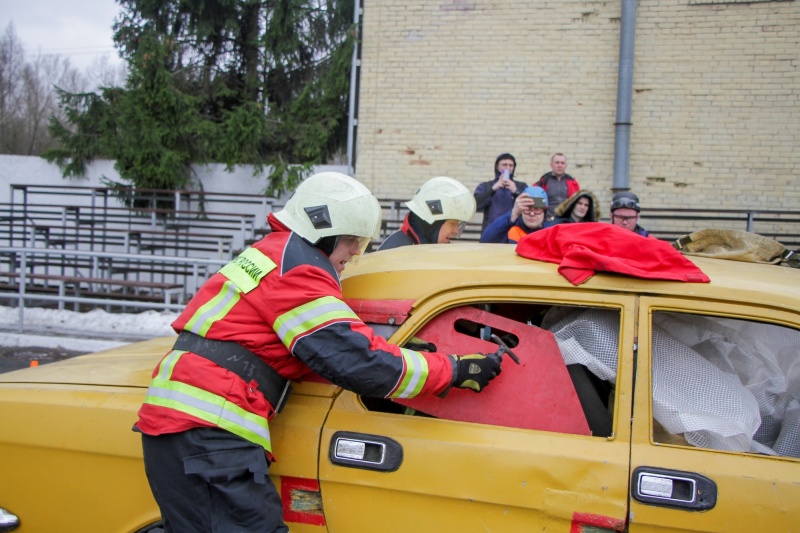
[612,0,638,192]
[346,0,364,177]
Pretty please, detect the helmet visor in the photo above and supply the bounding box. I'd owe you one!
[335,235,373,256]
[455,221,467,239]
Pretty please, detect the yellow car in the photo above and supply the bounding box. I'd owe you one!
[1,243,799,532]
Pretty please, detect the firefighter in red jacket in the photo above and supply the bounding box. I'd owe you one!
[135,172,502,532]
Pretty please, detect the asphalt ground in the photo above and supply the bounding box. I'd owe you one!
[0,345,84,373]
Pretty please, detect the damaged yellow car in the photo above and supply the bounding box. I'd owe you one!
[1,243,799,532]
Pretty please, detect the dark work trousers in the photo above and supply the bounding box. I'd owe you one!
[141,427,289,533]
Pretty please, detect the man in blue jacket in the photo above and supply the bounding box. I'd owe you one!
[480,186,554,244]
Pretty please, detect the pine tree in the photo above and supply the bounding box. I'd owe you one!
[45,0,355,195]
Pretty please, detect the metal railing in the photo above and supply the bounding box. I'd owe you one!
[2,186,798,335]
[0,247,228,333]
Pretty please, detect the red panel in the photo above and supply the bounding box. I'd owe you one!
[570,512,626,532]
[344,298,415,325]
[281,476,327,526]
[396,306,591,435]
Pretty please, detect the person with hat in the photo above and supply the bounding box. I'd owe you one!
[134,172,502,532]
[480,185,554,244]
[473,153,528,233]
[378,176,477,250]
[610,191,649,236]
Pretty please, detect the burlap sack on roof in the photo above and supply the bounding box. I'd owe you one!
[673,229,799,268]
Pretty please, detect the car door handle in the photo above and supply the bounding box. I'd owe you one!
[632,466,717,511]
[328,431,403,472]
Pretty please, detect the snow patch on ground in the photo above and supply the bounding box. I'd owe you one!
[0,306,180,352]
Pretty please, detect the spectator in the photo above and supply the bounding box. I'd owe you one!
[378,176,476,250]
[552,190,601,224]
[480,186,554,244]
[473,153,528,233]
[610,191,649,236]
[534,153,581,220]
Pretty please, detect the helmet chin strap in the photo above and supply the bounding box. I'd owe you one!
[408,212,445,244]
[314,235,339,256]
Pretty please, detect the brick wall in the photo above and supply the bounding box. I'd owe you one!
[354,0,799,216]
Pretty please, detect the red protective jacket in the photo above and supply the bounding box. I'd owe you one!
[136,214,456,455]
[534,173,581,198]
[515,222,710,285]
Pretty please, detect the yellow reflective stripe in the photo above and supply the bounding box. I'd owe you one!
[218,248,276,294]
[184,280,241,336]
[143,378,272,452]
[274,296,359,349]
[389,348,430,399]
[155,349,184,381]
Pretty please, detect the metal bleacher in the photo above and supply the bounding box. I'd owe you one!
[1,184,273,314]
[1,183,799,322]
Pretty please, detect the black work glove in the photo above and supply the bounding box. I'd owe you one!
[452,353,502,393]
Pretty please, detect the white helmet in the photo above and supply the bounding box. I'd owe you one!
[275,172,382,246]
[405,176,476,224]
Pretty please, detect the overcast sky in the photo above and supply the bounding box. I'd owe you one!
[0,0,122,71]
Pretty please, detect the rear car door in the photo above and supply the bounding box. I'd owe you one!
[629,297,800,531]
[318,287,636,532]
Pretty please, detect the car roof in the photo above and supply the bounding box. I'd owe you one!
[345,243,800,310]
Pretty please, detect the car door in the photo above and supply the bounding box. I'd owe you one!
[629,297,800,532]
[318,287,637,532]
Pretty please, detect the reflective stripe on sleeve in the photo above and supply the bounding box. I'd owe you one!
[388,348,430,399]
[218,248,276,294]
[156,349,185,381]
[143,379,272,452]
[274,296,359,350]
[184,280,242,336]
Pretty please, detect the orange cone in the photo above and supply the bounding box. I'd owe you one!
[30,360,39,367]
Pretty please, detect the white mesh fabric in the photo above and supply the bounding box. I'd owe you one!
[651,322,762,453]
[774,400,800,457]
[541,306,800,458]
[540,307,620,383]
[655,313,788,449]
[656,313,800,457]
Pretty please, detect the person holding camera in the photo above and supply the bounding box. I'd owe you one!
[480,186,554,244]
[473,153,528,233]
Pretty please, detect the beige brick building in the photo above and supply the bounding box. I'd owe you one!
[353,0,799,222]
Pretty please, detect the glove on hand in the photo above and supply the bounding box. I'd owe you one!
[453,353,501,392]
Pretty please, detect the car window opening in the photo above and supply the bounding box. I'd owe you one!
[651,312,800,459]
[361,302,620,439]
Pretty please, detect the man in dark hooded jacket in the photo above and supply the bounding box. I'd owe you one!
[552,190,601,225]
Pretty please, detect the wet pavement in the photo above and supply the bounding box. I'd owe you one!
[0,345,85,374]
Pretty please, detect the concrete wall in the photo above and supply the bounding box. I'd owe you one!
[0,154,347,208]
[354,0,799,212]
